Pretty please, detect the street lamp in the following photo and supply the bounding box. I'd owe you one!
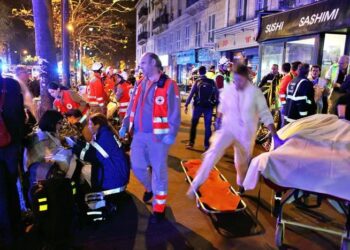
[67,23,74,32]
[23,49,28,55]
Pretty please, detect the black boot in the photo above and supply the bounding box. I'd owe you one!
[149,212,165,224]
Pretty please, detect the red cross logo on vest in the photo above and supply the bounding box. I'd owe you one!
[155,96,165,105]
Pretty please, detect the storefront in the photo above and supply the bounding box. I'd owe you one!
[175,49,198,84]
[257,0,350,79]
[197,48,221,69]
[215,19,260,73]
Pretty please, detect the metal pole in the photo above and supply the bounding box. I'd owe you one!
[62,0,70,87]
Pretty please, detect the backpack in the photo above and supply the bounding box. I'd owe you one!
[194,78,218,108]
[0,79,11,147]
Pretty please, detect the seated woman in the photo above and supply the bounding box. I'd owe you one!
[65,109,93,142]
[71,113,130,192]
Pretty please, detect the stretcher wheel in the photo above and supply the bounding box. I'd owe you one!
[341,237,350,250]
[275,222,284,248]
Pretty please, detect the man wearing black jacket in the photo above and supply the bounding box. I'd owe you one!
[0,60,25,248]
[283,63,316,125]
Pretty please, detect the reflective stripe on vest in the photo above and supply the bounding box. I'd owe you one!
[90,142,109,158]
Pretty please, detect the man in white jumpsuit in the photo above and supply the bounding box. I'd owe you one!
[188,65,284,195]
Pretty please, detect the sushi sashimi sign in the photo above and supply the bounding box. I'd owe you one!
[258,0,350,42]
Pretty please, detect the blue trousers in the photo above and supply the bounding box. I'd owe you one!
[0,144,21,248]
[189,106,213,148]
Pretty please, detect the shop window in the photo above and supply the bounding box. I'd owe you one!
[322,34,346,76]
[286,37,316,65]
[184,25,190,48]
[260,42,284,78]
[237,0,246,23]
[208,15,215,43]
[195,21,201,48]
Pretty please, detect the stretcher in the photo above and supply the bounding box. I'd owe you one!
[181,159,246,214]
[263,179,350,250]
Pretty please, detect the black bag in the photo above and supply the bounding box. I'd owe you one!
[194,79,217,107]
[31,178,75,249]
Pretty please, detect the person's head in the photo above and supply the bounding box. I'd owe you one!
[291,61,302,72]
[139,52,162,78]
[209,65,215,72]
[233,64,250,90]
[198,66,206,76]
[338,55,349,71]
[92,62,103,74]
[271,64,279,75]
[311,65,321,79]
[89,113,109,135]
[48,82,62,99]
[116,74,124,84]
[282,63,291,74]
[106,66,114,76]
[298,63,310,78]
[15,65,29,83]
[130,69,135,75]
[65,109,83,124]
[39,110,64,133]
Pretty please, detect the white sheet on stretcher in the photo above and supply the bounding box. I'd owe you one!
[243,114,350,201]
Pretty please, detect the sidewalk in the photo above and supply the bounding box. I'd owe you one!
[74,105,345,250]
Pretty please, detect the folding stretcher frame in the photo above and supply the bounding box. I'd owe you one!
[264,179,350,250]
[181,160,246,214]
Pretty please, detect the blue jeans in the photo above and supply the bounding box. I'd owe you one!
[189,106,213,148]
[0,144,21,248]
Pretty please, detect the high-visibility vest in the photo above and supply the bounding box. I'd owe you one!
[129,77,173,135]
[53,90,86,114]
[87,73,107,107]
[104,75,116,94]
[118,82,133,116]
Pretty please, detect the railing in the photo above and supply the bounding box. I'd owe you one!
[138,6,148,20]
[137,32,149,43]
[153,13,169,30]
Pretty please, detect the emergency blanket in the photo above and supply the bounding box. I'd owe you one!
[243,114,350,201]
[184,160,241,211]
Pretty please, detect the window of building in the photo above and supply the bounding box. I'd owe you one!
[178,0,182,17]
[279,0,319,9]
[256,0,267,12]
[195,21,201,48]
[184,25,190,48]
[176,30,181,51]
[208,15,215,43]
[237,0,246,23]
[322,34,346,76]
[168,34,173,53]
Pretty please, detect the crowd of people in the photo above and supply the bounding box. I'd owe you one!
[0,50,349,248]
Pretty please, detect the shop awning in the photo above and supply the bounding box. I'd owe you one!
[257,0,350,42]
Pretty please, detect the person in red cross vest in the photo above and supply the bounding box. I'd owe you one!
[119,52,181,223]
[115,73,133,120]
[104,66,116,97]
[48,82,89,119]
[87,62,107,114]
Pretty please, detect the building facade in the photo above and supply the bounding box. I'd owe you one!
[135,0,324,84]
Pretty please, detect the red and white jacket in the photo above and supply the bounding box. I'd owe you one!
[87,73,107,107]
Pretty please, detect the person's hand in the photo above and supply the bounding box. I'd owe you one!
[184,106,188,114]
[162,135,176,145]
[186,186,196,200]
[119,127,127,138]
[334,83,341,88]
[273,135,285,149]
